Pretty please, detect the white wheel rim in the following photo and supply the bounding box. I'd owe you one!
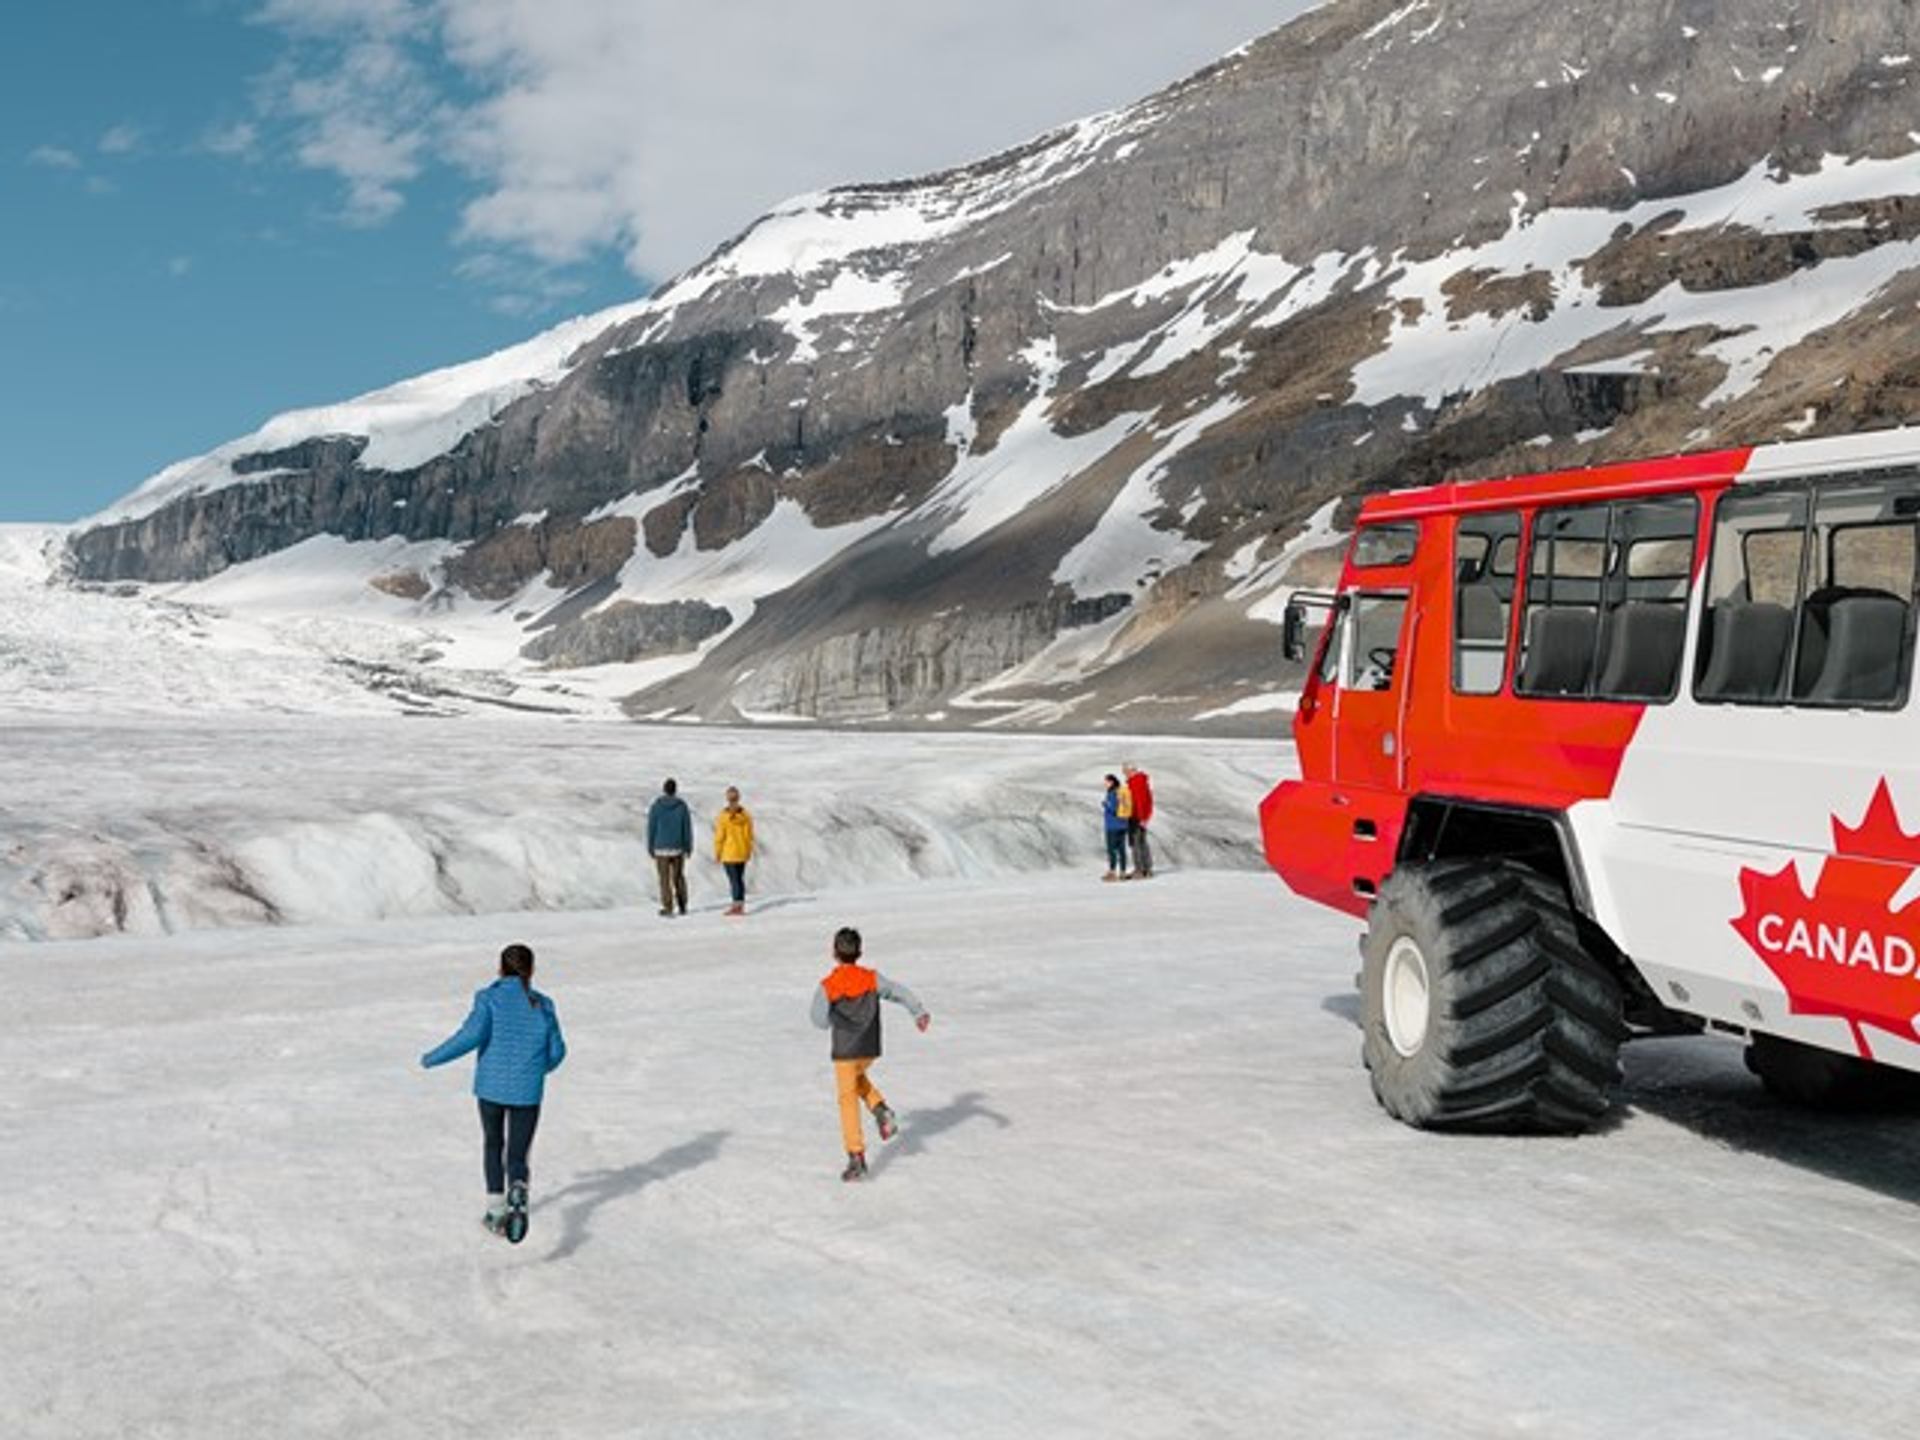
[1383,936,1431,1059]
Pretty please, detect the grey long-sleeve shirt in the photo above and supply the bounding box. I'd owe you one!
[811,970,926,1059]
[810,972,925,1027]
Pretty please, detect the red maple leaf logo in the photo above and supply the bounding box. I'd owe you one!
[1732,780,1920,1058]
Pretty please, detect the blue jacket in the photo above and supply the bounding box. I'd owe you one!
[422,978,567,1106]
[648,794,693,854]
[1103,788,1129,834]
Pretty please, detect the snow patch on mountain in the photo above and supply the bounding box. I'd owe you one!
[1053,394,1241,598]
[90,299,661,526]
[770,270,909,364]
[1077,233,1360,388]
[1232,499,1347,626]
[1353,152,1920,409]
[922,339,1149,557]
[663,107,1161,309]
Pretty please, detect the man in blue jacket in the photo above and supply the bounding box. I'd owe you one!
[648,777,694,917]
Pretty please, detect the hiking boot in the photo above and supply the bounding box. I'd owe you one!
[659,907,675,918]
[725,902,745,917]
[841,1151,869,1183]
[874,1104,897,1142]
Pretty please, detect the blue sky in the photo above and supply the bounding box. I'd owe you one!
[0,1,632,522]
[1,1,1308,523]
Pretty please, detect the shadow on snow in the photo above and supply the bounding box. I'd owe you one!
[868,1091,1012,1177]
[1620,1037,1920,1208]
[1322,990,1920,1204]
[540,1130,731,1262]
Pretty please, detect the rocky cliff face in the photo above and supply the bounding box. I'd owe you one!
[68,0,1920,729]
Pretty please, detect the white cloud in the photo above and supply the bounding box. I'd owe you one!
[254,0,419,38]
[27,145,82,169]
[454,252,588,317]
[241,0,1315,284]
[203,121,261,158]
[98,124,142,155]
[435,0,1314,278]
[249,5,437,225]
[295,112,424,225]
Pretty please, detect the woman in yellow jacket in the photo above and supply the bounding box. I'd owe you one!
[714,786,756,916]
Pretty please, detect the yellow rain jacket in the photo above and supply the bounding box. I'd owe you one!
[714,806,755,864]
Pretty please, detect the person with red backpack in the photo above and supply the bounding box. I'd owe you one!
[1123,763,1155,879]
[809,926,931,1182]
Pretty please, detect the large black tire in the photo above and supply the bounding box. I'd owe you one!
[1361,859,1627,1133]
[1745,1033,1920,1110]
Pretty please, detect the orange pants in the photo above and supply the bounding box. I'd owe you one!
[834,1059,888,1154]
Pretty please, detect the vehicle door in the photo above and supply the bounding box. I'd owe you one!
[1331,589,1414,794]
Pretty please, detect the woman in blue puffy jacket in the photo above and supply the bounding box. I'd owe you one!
[422,942,567,1241]
[1101,774,1132,881]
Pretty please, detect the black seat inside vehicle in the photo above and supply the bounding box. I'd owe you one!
[1457,584,1506,642]
[1802,594,1909,704]
[1697,602,1793,702]
[1518,607,1598,696]
[1597,603,1687,700]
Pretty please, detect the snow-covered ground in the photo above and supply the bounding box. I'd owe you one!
[0,524,610,721]
[12,870,1920,1439]
[8,564,1915,1434]
[0,717,1270,941]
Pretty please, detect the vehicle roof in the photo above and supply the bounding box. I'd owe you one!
[1357,425,1920,524]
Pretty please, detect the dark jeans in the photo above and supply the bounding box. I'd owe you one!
[1128,821,1154,876]
[724,861,747,904]
[478,1099,541,1194]
[1105,831,1128,871]
[655,853,688,912]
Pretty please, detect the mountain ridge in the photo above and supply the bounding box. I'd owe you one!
[64,0,1920,730]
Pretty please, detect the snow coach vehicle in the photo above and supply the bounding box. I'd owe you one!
[1263,429,1920,1131]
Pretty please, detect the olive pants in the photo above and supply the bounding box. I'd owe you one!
[655,854,687,913]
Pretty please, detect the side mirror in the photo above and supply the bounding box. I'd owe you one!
[1282,590,1340,665]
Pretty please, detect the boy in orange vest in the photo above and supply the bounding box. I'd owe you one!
[809,926,931,1181]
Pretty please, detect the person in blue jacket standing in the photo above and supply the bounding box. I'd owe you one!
[648,776,694,918]
[421,942,567,1243]
[1101,773,1131,881]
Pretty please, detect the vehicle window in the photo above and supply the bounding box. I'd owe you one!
[1317,601,1348,687]
[1598,496,1696,700]
[1627,536,1693,580]
[1742,528,1806,606]
[1833,518,1917,593]
[1352,524,1419,569]
[1697,489,1808,704]
[1519,496,1697,701]
[1696,472,1920,708]
[1453,511,1521,695]
[1517,505,1607,697]
[1347,594,1409,692]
